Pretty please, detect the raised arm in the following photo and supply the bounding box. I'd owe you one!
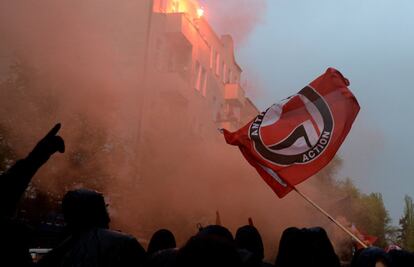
[0,123,65,216]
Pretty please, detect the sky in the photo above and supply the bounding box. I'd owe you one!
[224,0,414,223]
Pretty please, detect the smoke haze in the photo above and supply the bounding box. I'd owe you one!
[201,0,267,46]
[0,0,353,260]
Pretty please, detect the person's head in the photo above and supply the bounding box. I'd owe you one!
[177,234,242,267]
[62,189,110,232]
[275,227,304,267]
[235,225,264,261]
[306,227,341,267]
[351,247,391,267]
[275,227,340,267]
[147,229,176,255]
[197,225,234,243]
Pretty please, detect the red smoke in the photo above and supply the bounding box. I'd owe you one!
[201,0,267,45]
[0,0,352,261]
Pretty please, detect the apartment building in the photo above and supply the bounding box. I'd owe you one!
[137,0,259,143]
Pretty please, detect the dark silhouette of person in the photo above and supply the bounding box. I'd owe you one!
[38,189,146,267]
[350,247,392,267]
[175,224,244,267]
[197,224,234,243]
[275,227,340,267]
[147,229,177,255]
[235,225,273,267]
[146,248,178,267]
[388,249,414,267]
[274,227,304,267]
[0,123,65,267]
[196,224,262,267]
[176,233,242,267]
[305,227,341,267]
[146,229,178,267]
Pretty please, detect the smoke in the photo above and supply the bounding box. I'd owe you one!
[0,0,146,190]
[199,0,269,112]
[201,0,267,46]
[0,0,353,261]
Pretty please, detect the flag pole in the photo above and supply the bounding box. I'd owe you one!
[215,210,222,226]
[293,186,368,249]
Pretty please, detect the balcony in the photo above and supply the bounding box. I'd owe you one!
[164,13,197,48]
[215,103,242,132]
[224,83,245,107]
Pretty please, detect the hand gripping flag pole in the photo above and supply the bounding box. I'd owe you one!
[293,186,367,248]
[222,68,367,247]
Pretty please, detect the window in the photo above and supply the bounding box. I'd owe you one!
[209,47,214,69]
[215,52,220,76]
[228,69,233,83]
[195,61,202,91]
[202,69,207,96]
[222,63,227,83]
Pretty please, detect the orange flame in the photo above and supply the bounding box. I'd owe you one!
[197,7,204,18]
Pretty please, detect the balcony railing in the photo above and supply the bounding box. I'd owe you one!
[224,83,245,106]
[164,13,197,46]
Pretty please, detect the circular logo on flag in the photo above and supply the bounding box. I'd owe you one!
[249,86,334,165]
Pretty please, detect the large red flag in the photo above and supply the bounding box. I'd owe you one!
[223,68,360,198]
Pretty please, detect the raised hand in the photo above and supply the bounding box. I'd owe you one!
[29,123,65,163]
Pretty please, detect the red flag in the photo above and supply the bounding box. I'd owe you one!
[223,68,360,197]
[350,224,378,249]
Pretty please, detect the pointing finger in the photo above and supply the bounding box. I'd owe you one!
[45,123,61,138]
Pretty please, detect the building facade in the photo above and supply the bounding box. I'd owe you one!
[138,0,259,142]
[111,0,263,239]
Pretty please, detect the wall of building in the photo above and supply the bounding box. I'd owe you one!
[145,0,258,138]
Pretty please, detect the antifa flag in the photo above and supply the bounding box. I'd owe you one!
[222,68,360,198]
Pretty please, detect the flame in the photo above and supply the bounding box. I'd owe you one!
[197,7,204,18]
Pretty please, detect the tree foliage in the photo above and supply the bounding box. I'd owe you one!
[0,126,16,174]
[337,178,391,248]
[399,195,414,251]
[0,58,112,221]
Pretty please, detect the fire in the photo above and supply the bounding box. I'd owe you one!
[197,7,204,18]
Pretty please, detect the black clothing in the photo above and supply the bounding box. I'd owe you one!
[38,228,146,267]
[275,227,340,267]
[0,155,58,267]
[236,225,266,267]
[147,229,176,255]
[351,247,391,267]
[388,249,414,267]
[146,248,178,267]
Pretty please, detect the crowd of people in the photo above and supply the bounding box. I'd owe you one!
[1,123,414,267]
